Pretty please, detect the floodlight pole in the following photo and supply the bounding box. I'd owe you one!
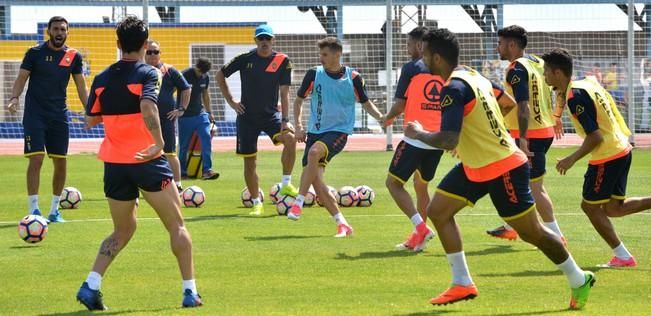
[627,0,635,145]
[385,0,394,151]
[143,0,149,23]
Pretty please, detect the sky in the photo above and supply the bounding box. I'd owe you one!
[8,4,642,35]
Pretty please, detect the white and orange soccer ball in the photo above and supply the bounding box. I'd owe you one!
[337,186,360,207]
[316,185,337,207]
[182,186,205,207]
[269,183,282,204]
[356,185,375,207]
[18,215,48,244]
[241,187,264,208]
[59,187,82,209]
[276,194,296,215]
[303,186,317,207]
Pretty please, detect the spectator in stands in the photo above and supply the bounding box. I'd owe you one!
[6,16,88,222]
[586,62,603,86]
[178,58,220,180]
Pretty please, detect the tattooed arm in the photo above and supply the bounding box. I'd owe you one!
[135,99,164,161]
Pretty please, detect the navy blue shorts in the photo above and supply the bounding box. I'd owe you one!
[437,162,535,220]
[104,156,174,201]
[515,137,553,181]
[388,141,444,183]
[236,114,286,156]
[160,118,177,155]
[583,152,631,204]
[23,112,69,158]
[302,132,348,167]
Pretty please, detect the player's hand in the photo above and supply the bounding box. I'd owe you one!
[84,115,103,130]
[554,117,564,139]
[167,109,183,120]
[404,121,423,139]
[281,121,294,133]
[207,113,215,123]
[7,98,19,114]
[135,144,163,161]
[229,100,245,115]
[382,115,395,128]
[555,156,575,175]
[295,125,306,143]
[518,138,534,157]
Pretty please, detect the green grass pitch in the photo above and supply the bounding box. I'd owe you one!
[0,148,649,315]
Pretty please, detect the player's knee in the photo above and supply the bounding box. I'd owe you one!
[385,176,403,190]
[604,202,624,218]
[307,147,324,162]
[580,201,600,215]
[283,132,296,144]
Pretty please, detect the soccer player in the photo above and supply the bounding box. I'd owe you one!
[178,57,220,180]
[405,29,594,309]
[382,26,440,251]
[7,16,88,223]
[487,25,565,242]
[76,16,202,310]
[216,24,297,216]
[288,37,384,237]
[542,48,651,268]
[144,39,191,192]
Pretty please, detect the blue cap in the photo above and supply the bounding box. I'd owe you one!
[255,24,274,38]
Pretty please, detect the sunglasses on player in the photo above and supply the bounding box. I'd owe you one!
[146,50,160,55]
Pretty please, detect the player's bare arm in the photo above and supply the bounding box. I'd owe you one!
[201,88,214,122]
[7,69,31,114]
[168,87,191,120]
[556,129,603,175]
[405,121,459,150]
[72,73,89,108]
[383,98,406,127]
[280,85,292,131]
[362,100,385,126]
[136,99,164,161]
[293,96,306,142]
[497,91,517,117]
[216,70,244,114]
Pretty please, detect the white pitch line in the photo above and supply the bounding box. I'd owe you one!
[2,212,649,225]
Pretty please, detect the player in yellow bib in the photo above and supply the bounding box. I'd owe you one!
[487,25,566,242]
[542,48,651,268]
[405,29,594,309]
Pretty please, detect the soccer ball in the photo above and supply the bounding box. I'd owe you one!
[59,187,82,209]
[303,186,316,207]
[18,215,48,243]
[276,194,295,215]
[356,185,375,207]
[241,187,264,208]
[316,185,337,207]
[337,186,360,207]
[182,186,205,207]
[269,183,282,204]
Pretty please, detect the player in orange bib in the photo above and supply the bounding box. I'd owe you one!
[542,48,651,268]
[405,29,594,309]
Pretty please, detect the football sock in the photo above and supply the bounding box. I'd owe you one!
[447,251,473,286]
[252,198,261,206]
[333,212,349,226]
[28,195,39,213]
[177,181,183,188]
[294,195,305,208]
[50,195,60,213]
[410,213,424,228]
[503,222,514,230]
[557,255,585,288]
[86,271,102,290]
[281,175,291,187]
[182,279,198,295]
[613,243,632,259]
[544,220,564,237]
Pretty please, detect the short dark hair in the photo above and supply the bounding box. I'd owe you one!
[116,15,148,54]
[497,25,527,49]
[317,37,343,52]
[541,48,573,77]
[422,29,459,66]
[48,16,68,30]
[195,57,212,74]
[407,26,429,41]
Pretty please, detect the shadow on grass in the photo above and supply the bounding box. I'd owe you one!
[426,245,531,258]
[39,307,172,315]
[479,307,569,316]
[184,214,247,222]
[9,245,43,249]
[334,250,417,261]
[244,235,323,241]
[395,310,460,316]
[0,223,16,230]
